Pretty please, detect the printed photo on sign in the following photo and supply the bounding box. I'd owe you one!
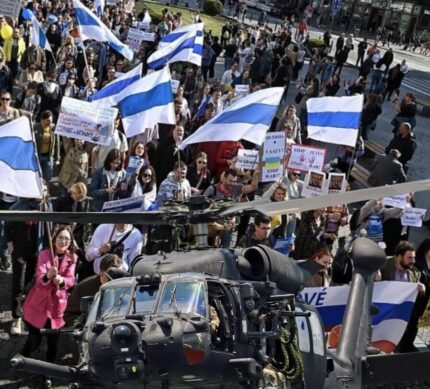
[55,97,118,146]
[287,144,326,172]
[302,170,326,197]
[401,207,427,227]
[327,172,346,193]
[236,149,259,170]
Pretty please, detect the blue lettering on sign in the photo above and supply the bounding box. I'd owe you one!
[299,288,327,306]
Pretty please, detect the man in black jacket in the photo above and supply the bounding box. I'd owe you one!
[385,122,417,171]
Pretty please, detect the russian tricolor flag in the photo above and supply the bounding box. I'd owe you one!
[300,281,418,354]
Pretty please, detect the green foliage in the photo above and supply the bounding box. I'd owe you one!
[203,0,224,16]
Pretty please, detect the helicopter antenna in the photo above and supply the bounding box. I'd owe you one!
[218,261,224,278]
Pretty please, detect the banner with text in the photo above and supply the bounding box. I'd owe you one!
[102,196,147,212]
[236,149,259,170]
[262,131,285,182]
[401,207,427,227]
[55,97,118,146]
[299,282,418,353]
[0,0,21,18]
[287,144,326,172]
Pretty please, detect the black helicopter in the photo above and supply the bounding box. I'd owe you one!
[4,179,430,389]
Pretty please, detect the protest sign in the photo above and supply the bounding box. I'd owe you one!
[171,79,180,94]
[299,281,418,353]
[302,170,326,198]
[126,156,144,177]
[142,32,156,41]
[327,172,346,194]
[382,194,408,209]
[236,149,259,170]
[401,207,427,227]
[235,84,250,98]
[262,132,285,182]
[55,97,118,146]
[287,144,326,172]
[126,28,147,52]
[0,0,21,18]
[102,196,146,212]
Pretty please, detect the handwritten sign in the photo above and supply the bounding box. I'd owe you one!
[236,149,259,170]
[0,0,21,18]
[382,194,408,209]
[302,170,326,198]
[171,79,180,94]
[262,132,285,182]
[401,207,427,227]
[235,84,250,98]
[287,144,326,172]
[102,196,146,213]
[55,97,118,146]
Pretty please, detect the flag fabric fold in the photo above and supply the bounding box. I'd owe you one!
[179,87,284,149]
[30,15,52,52]
[89,63,142,107]
[117,67,175,138]
[306,95,364,147]
[0,117,43,198]
[147,23,204,69]
[72,0,133,61]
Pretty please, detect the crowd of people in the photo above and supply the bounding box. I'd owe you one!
[0,0,429,381]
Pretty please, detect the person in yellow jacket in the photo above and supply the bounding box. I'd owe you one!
[3,27,26,79]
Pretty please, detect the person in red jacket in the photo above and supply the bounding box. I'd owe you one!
[215,140,244,180]
[21,227,77,365]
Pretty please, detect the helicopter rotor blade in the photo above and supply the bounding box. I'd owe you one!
[221,179,430,217]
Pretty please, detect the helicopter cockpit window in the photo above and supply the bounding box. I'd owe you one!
[85,291,100,327]
[97,287,132,319]
[158,281,206,317]
[134,285,159,314]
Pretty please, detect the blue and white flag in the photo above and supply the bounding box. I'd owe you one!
[30,15,52,52]
[180,87,284,149]
[94,0,105,16]
[306,94,364,147]
[299,281,418,354]
[0,117,43,198]
[117,66,175,138]
[90,63,142,107]
[72,0,133,61]
[147,23,204,69]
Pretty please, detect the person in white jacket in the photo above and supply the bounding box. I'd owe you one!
[86,223,143,274]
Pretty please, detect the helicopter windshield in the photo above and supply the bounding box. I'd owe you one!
[97,286,132,319]
[158,281,206,317]
[134,285,159,314]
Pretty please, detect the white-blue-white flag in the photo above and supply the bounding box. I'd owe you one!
[30,15,52,52]
[117,66,175,138]
[90,63,142,107]
[94,0,105,16]
[0,117,43,198]
[179,87,284,149]
[147,23,204,69]
[72,0,133,61]
[306,95,364,147]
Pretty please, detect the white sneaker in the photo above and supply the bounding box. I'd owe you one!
[10,318,22,335]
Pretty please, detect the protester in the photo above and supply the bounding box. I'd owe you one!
[21,227,77,368]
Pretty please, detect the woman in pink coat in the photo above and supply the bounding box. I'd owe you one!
[22,226,77,363]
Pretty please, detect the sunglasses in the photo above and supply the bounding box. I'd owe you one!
[197,160,207,164]
[142,173,152,178]
[56,237,71,243]
[1,98,10,101]
[292,173,300,176]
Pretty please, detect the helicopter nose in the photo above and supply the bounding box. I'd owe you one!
[112,324,133,342]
